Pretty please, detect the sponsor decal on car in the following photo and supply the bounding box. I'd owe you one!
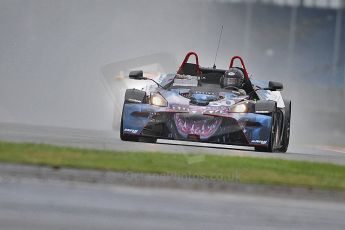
[124,128,139,134]
[251,140,268,145]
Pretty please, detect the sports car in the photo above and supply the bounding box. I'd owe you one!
[120,52,291,152]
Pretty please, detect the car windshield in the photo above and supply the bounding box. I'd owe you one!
[172,75,199,87]
[162,74,247,98]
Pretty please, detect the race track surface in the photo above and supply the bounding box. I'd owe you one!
[1,122,345,165]
[0,178,344,230]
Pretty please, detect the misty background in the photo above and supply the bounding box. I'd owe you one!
[0,0,344,146]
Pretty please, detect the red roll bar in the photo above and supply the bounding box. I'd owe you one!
[177,51,202,76]
[229,56,249,79]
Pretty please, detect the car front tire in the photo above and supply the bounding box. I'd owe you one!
[278,100,291,153]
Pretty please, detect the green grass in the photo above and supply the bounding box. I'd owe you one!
[1,141,345,190]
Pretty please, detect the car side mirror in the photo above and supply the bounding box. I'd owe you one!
[129,70,145,80]
[267,81,283,91]
[129,70,163,88]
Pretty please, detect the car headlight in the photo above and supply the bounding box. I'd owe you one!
[230,103,247,113]
[150,93,168,107]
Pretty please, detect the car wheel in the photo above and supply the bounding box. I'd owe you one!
[278,100,291,153]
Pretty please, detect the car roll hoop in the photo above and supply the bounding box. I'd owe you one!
[229,56,249,79]
[177,51,202,76]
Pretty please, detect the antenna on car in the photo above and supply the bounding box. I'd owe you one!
[213,25,223,69]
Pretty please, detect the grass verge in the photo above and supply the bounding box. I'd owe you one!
[1,141,345,190]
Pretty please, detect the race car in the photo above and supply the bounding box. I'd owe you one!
[120,52,291,152]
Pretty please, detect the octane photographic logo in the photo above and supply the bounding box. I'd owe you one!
[123,170,240,183]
